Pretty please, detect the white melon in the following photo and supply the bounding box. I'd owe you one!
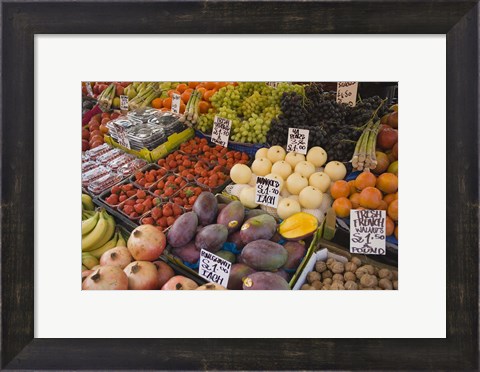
[266,146,286,163]
[285,152,305,168]
[309,172,331,193]
[230,164,252,184]
[255,148,268,159]
[277,198,302,220]
[251,157,272,176]
[306,146,328,167]
[286,172,309,195]
[324,161,347,181]
[294,161,316,178]
[271,160,292,180]
[239,186,259,209]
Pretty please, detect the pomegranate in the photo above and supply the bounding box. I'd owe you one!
[196,283,227,290]
[372,151,390,175]
[392,142,398,160]
[82,269,94,282]
[387,111,398,128]
[100,246,133,269]
[124,261,159,290]
[377,127,398,150]
[127,225,166,261]
[82,266,128,290]
[161,275,198,290]
[153,261,175,288]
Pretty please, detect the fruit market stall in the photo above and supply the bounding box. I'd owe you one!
[81,81,398,290]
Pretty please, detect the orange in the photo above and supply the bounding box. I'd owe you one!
[151,98,163,109]
[181,91,192,104]
[217,82,228,89]
[386,216,394,236]
[176,83,188,93]
[376,173,398,194]
[168,89,180,98]
[196,87,206,99]
[330,180,350,199]
[387,199,398,221]
[377,200,388,211]
[354,171,377,191]
[349,192,361,209]
[359,187,382,209]
[198,101,211,114]
[205,82,217,90]
[394,225,398,240]
[163,97,172,109]
[383,193,396,205]
[348,180,357,195]
[188,82,200,89]
[179,101,186,114]
[203,89,217,102]
[332,197,352,218]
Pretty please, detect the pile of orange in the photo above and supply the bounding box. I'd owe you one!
[330,171,398,238]
[150,82,236,114]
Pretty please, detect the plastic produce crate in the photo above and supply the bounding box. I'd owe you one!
[195,130,267,158]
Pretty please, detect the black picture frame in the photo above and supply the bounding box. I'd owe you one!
[1,1,478,370]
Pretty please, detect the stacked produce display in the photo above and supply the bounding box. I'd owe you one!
[81,81,399,290]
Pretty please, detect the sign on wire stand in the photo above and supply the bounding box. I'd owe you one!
[350,210,386,255]
[211,116,232,147]
[336,82,359,107]
[120,95,129,111]
[113,123,131,149]
[171,93,181,114]
[85,82,94,97]
[286,128,309,154]
[199,249,232,287]
[255,176,281,208]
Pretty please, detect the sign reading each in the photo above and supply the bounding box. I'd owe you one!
[336,82,359,107]
[286,128,309,154]
[199,249,232,287]
[113,123,131,150]
[255,176,281,208]
[120,95,129,111]
[211,116,232,147]
[350,210,386,255]
[171,93,181,114]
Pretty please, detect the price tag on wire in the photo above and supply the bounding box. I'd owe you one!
[85,82,94,97]
[286,128,309,154]
[171,93,181,114]
[113,123,131,150]
[255,176,281,208]
[120,95,129,111]
[350,210,386,255]
[336,82,359,107]
[199,249,232,287]
[211,116,232,148]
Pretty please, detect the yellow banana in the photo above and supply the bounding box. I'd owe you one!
[82,194,95,211]
[89,212,116,251]
[82,211,99,235]
[82,211,109,252]
[89,230,119,259]
[116,231,127,247]
[82,252,100,269]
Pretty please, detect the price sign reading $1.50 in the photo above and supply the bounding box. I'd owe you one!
[171,93,181,114]
[255,176,281,208]
[286,128,309,155]
[350,209,386,255]
[199,249,232,287]
[336,82,359,107]
[211,116,232,148]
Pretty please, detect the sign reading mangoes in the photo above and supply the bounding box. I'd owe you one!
[120,95,129,111]
[199,249,231,287]
[255,176,281,208]
[336,82,358,107]
[211,116,232,147]
[350,210,386,255]
[286,128,309,154]
[171,93,181,114]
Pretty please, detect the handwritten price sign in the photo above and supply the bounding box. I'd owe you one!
[350,209,386,255]
[336,82,359,107]
[255,176,281,208]
[120,95,129,111]
[199,249,232,287]
[171,93,181,114]
[211,116,232,148]
[286,128,309,154]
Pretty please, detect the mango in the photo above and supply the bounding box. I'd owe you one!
[228,263,256,290]
[215,250,236,264]
[217,201,245,234]
[244,208,268,221]
[167,212,198,248]
[227,231,245,251]
[240,214,277,244]
[171,241,200,264]
[273,269,291,282]
[240,239,287,270]
[282,241,307,270]
[242,272,290,290]
[278,212,318,241]
[193,192,218,226]
[195,224,228,253]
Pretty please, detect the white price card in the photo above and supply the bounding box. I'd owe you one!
[113,123,131,150]
[255,176,281,208]
[120,95,129,111]
[171,93,181,114]
[199,249,232,287]
[350,210,386,255]
[211,116,232,147]
[85,82,94,97]
[286,128,309,154]
[336,82,359,107]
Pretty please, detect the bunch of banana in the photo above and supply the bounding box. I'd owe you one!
[82,194,95,211]
[88,227,127,259]
[82,209,116,254]
[82,252,99,269]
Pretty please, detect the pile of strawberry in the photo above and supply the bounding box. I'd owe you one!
[118,190,156,219]
[150,174,188,198]
[132,167,168,188]
[141,202,184,230]
[171,185,208,210]
[103,183,138,206]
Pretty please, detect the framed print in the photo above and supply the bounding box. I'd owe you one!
[2,0,478,370]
